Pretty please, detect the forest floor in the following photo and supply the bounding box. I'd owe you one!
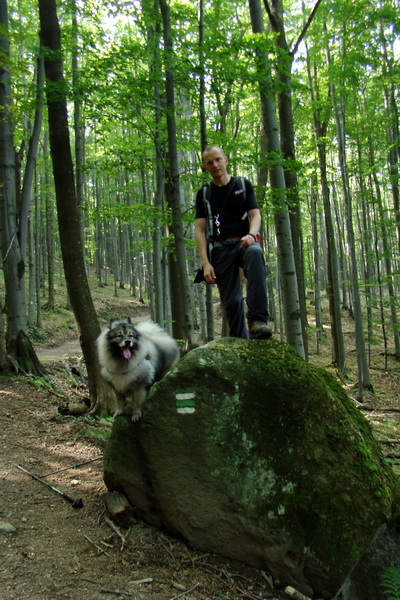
[1,280,400,600]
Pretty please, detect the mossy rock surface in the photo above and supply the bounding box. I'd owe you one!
[104,338,400,598]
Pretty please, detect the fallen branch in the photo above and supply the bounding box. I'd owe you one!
[84,534,111,557]
[284,586,312,600]
[100,589,132,597]
[169,582,200,600]
[46,388,67,401]
[104,517,131,550]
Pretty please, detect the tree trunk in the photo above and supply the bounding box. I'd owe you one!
[327,35,372,398]
[305,42,346,374]
[71,0,85,250]
[38,0,112,412]
[310,176,323,354]
[158,0,194,344]
[0,300,12,371]
[380,19,400,255]
[248,0,305,359]
[149,11,166,327]
[198,0,214,341]
[198,0,207,153]
[263,0,315,359]
[19,56,45,261]
[0,0,44,375]
[368,137,400,359]
[44,134,55,310]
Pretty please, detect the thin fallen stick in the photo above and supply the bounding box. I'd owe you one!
[105,517,131,550]
[100,589,132,597]
[84,534,111,557]
[46,388,67,401]
[169,582,200,600]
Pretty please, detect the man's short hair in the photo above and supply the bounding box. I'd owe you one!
[202,145,226,162]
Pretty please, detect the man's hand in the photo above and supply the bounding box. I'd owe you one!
[241,233,256,248]
[203,262,217,283]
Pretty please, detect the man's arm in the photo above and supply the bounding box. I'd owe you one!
[241,208,261,247]
[195,217,217,283]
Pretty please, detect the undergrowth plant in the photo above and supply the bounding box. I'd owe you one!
[380,566,400,600]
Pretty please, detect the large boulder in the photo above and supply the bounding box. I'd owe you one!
[103,338,400,598]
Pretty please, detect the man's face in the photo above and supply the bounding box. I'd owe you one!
[203,148,228,179]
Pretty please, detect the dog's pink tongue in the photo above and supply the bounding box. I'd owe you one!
[122,347,131,360]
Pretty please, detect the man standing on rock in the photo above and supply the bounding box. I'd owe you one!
[195,145,272,340]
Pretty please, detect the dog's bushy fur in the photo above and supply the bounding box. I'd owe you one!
[96,318,179,421]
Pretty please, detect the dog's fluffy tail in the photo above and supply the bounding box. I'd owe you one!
[136,320,179,376]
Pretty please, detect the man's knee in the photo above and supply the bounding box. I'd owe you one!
[244,244,265,270]
[245,243,263,259]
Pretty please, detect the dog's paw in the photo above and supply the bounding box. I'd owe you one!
[113,408,125,418]
[131,410,142,422]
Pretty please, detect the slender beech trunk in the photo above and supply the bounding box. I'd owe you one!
[44,134,55,310]
[71,0,85,250]
[0,0,44,374]
[380,19,400,255]
[149,11,166,327]
[158,0,194,344]
[305,42,346,373]
[248,0,304,359]
[38,0,111,412]
[198,0,214,341]
[20,56,44,261]
[0,300,10,370]
[263,0,323,359]
[310,176,323,354]
[198,0,207,153]
[368,137,400,359]
[327,36,371,398]
[356,137,375,359]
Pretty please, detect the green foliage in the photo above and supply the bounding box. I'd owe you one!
[26,374,52,391]
[380,567,400,600]
[74,415,113,443]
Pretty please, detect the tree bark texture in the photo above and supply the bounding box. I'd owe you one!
[306,43,346,374]
[263,0,310,359]
[248,0,305,359]
[38,0,112,410]
[158,0,194,344]
[328,37,371,397]
[0,0,45,374]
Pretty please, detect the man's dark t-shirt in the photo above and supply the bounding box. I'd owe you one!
[195,177,260,241]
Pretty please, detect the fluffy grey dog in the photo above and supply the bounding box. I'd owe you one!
[96,318,179,422]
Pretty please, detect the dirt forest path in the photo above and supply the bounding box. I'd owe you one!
[0,340,282,600]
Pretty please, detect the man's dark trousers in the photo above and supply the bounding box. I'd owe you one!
[211,241,270,339]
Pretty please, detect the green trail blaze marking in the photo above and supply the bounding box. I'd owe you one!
[176,393,196,414]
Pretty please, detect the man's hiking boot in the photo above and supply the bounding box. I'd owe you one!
[248,321,273,340]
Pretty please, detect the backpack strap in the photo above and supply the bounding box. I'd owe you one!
[240,176,246,197]
[238,177,248,221]
[202,183,214,241]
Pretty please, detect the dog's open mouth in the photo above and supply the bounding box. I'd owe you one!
[121,346,132,360]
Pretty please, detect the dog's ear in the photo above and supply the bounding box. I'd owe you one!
[109,318,117,329]
[127,317,132,324]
